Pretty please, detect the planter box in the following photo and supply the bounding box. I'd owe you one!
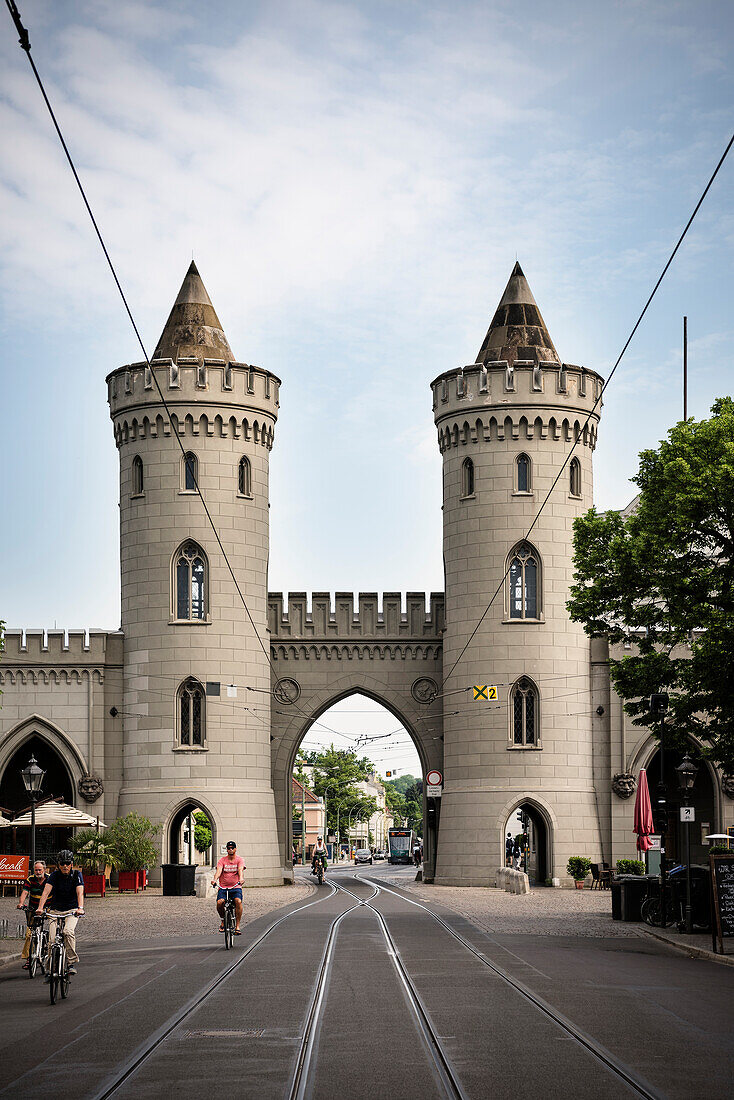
[118,870,141,894]
[84,873,106,897]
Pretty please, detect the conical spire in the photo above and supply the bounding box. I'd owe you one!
[476,262,559,366]
[153,261,233,362]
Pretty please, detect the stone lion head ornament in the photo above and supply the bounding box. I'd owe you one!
[611,773,637,799]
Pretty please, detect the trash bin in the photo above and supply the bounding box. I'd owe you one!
[611,878,622,920]
[161,863,197,896]
[619,875,649,921]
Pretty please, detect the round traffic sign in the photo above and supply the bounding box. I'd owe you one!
[426,769,442,786]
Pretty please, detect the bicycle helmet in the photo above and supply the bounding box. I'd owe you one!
[56,849,74,864]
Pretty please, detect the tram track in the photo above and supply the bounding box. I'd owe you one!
[359,873,666,1100]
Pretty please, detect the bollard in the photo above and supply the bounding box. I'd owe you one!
[0,918,7,937]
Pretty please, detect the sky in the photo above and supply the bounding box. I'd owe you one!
[1,1,732,773]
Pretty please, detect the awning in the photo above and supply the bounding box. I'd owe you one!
[0,799,106,829]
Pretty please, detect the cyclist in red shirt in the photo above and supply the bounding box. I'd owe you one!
[211,841,245,935]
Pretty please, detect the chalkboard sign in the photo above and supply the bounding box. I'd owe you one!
[710,854,734,955]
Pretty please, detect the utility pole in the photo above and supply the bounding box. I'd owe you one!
[683,316,688,420]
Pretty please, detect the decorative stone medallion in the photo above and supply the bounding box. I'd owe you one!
[411,677,438,704]
[722,775,734,799]
[611,772,637,799]
[78,774,104,803]
[273,677,301,705]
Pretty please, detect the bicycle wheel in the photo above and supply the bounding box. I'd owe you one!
[28,936,39,979]
[49,947,60,1005]
[223,906,232,950]
[317,864,323,885]
[60,950,70,999]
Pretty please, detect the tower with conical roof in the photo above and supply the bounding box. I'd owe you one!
[107,263,283,885]
[431,263,605,885]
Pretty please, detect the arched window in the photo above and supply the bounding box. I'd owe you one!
[511,677,538,746]
[516,453,531,493]
[182,452,198,492]
[508,542,540,620]
[569,457,581,497]
[174,540,207,620]
[178,678,205,747]
[132,455,144,496]
[461,457,475,498]
[238,455,252,497]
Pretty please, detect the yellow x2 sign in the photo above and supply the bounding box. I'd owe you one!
[473,685,497,701]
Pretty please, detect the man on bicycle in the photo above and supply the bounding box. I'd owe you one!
[311,836,328,876]
[212,841,245,935]
[17,859,48,970]
[36,850,84,977]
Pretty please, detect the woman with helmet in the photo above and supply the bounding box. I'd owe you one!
[36,850,85,977]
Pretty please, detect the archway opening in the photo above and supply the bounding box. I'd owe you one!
[168,800,216,866]
[504,803,548,884]
[292,693,424,868]
[0,735,75,861]
[646,745,716,866]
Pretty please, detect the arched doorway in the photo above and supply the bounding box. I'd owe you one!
[0,735,76,860]
[288,691,427,872]
[645,745,716,866]
[167,800,216,866]
[504,802,549,884]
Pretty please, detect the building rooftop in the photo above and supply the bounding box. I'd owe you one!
[153,261,234,362]
[476,262,560,366]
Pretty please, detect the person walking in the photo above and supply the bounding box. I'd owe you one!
[505,833,514,867]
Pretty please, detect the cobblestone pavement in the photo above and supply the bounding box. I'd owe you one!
[396,879,643,937]
[0,881,314,961]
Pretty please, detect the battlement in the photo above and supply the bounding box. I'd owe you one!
[107,359,280,428]
[432,362,602,452]
[1,629,123,666]
[268,592,444,640]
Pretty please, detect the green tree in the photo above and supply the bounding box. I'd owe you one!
[105,812,161,870]
[70,828,121,874]
[403,779,423,832]
[299,746,376,838]
[384,782,407,825]
[567,398,734,774]
[193,810,212,853]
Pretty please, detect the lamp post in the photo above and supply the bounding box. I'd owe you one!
[650,693,669,926]
[675,753,698,934]
[20,754,46,871]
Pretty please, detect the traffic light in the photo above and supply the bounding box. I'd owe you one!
[386,771,392,777]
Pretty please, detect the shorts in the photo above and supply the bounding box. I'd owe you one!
[217,887,242,902]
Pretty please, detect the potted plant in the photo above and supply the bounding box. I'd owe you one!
[104,813,160,893]
[615,859,645,876]
[71,829,120,897]
[566,856,591,888]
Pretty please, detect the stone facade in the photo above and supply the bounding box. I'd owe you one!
[1,262,730,885]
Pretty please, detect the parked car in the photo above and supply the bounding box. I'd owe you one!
[355,848,373,865]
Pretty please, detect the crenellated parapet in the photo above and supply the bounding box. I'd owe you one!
[0,630,123,681]
[432,362,602,452]
[268,592,445,641]
[107,359,279,449]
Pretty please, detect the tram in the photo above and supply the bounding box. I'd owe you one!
[388,827,415,865]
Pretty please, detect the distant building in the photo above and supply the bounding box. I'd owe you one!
[291,776,324,860]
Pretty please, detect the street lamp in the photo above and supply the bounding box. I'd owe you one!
[20,754,46,870]
[675,753,698,934]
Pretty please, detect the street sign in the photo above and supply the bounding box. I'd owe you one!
[426,785,442,797]
[473,685,497,701]
[426,770,443,786]
[680,806,696,822]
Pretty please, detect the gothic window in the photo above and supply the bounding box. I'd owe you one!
[238,455,252,497]
[178,677,205,747]
[461,457,475,498]
[174,540,207,620]
[516,453,531,493]
[511,677,538,746]
[182,452,198,492]
[569,457,581,497]
[132,455,144,496]
[508,542,540,620]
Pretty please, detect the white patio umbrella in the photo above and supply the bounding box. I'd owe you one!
[0,799,106,829]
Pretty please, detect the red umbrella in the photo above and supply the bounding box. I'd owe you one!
[633,769,654,852]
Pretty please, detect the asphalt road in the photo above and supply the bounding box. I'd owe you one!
[0,865,732,1100]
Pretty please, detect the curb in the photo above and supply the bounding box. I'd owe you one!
[638,926,734,968]
[0,949,23,969]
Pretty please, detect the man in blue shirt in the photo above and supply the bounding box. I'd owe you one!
[37,849,84,976]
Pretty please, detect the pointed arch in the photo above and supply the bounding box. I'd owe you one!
[171,540,209,620]
[177,677,206,747]
[132,454,144,496]
[238,455,252,497]
[461,456,475,498]
[509,676,540,746]
[569,456,581,497]
[181,451,198,491]
[515,453,531,493]
[506,541,542,620]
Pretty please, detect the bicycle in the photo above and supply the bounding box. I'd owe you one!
[47,914,78,1003]
[221,889,238,950]
[24,909,49,979]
